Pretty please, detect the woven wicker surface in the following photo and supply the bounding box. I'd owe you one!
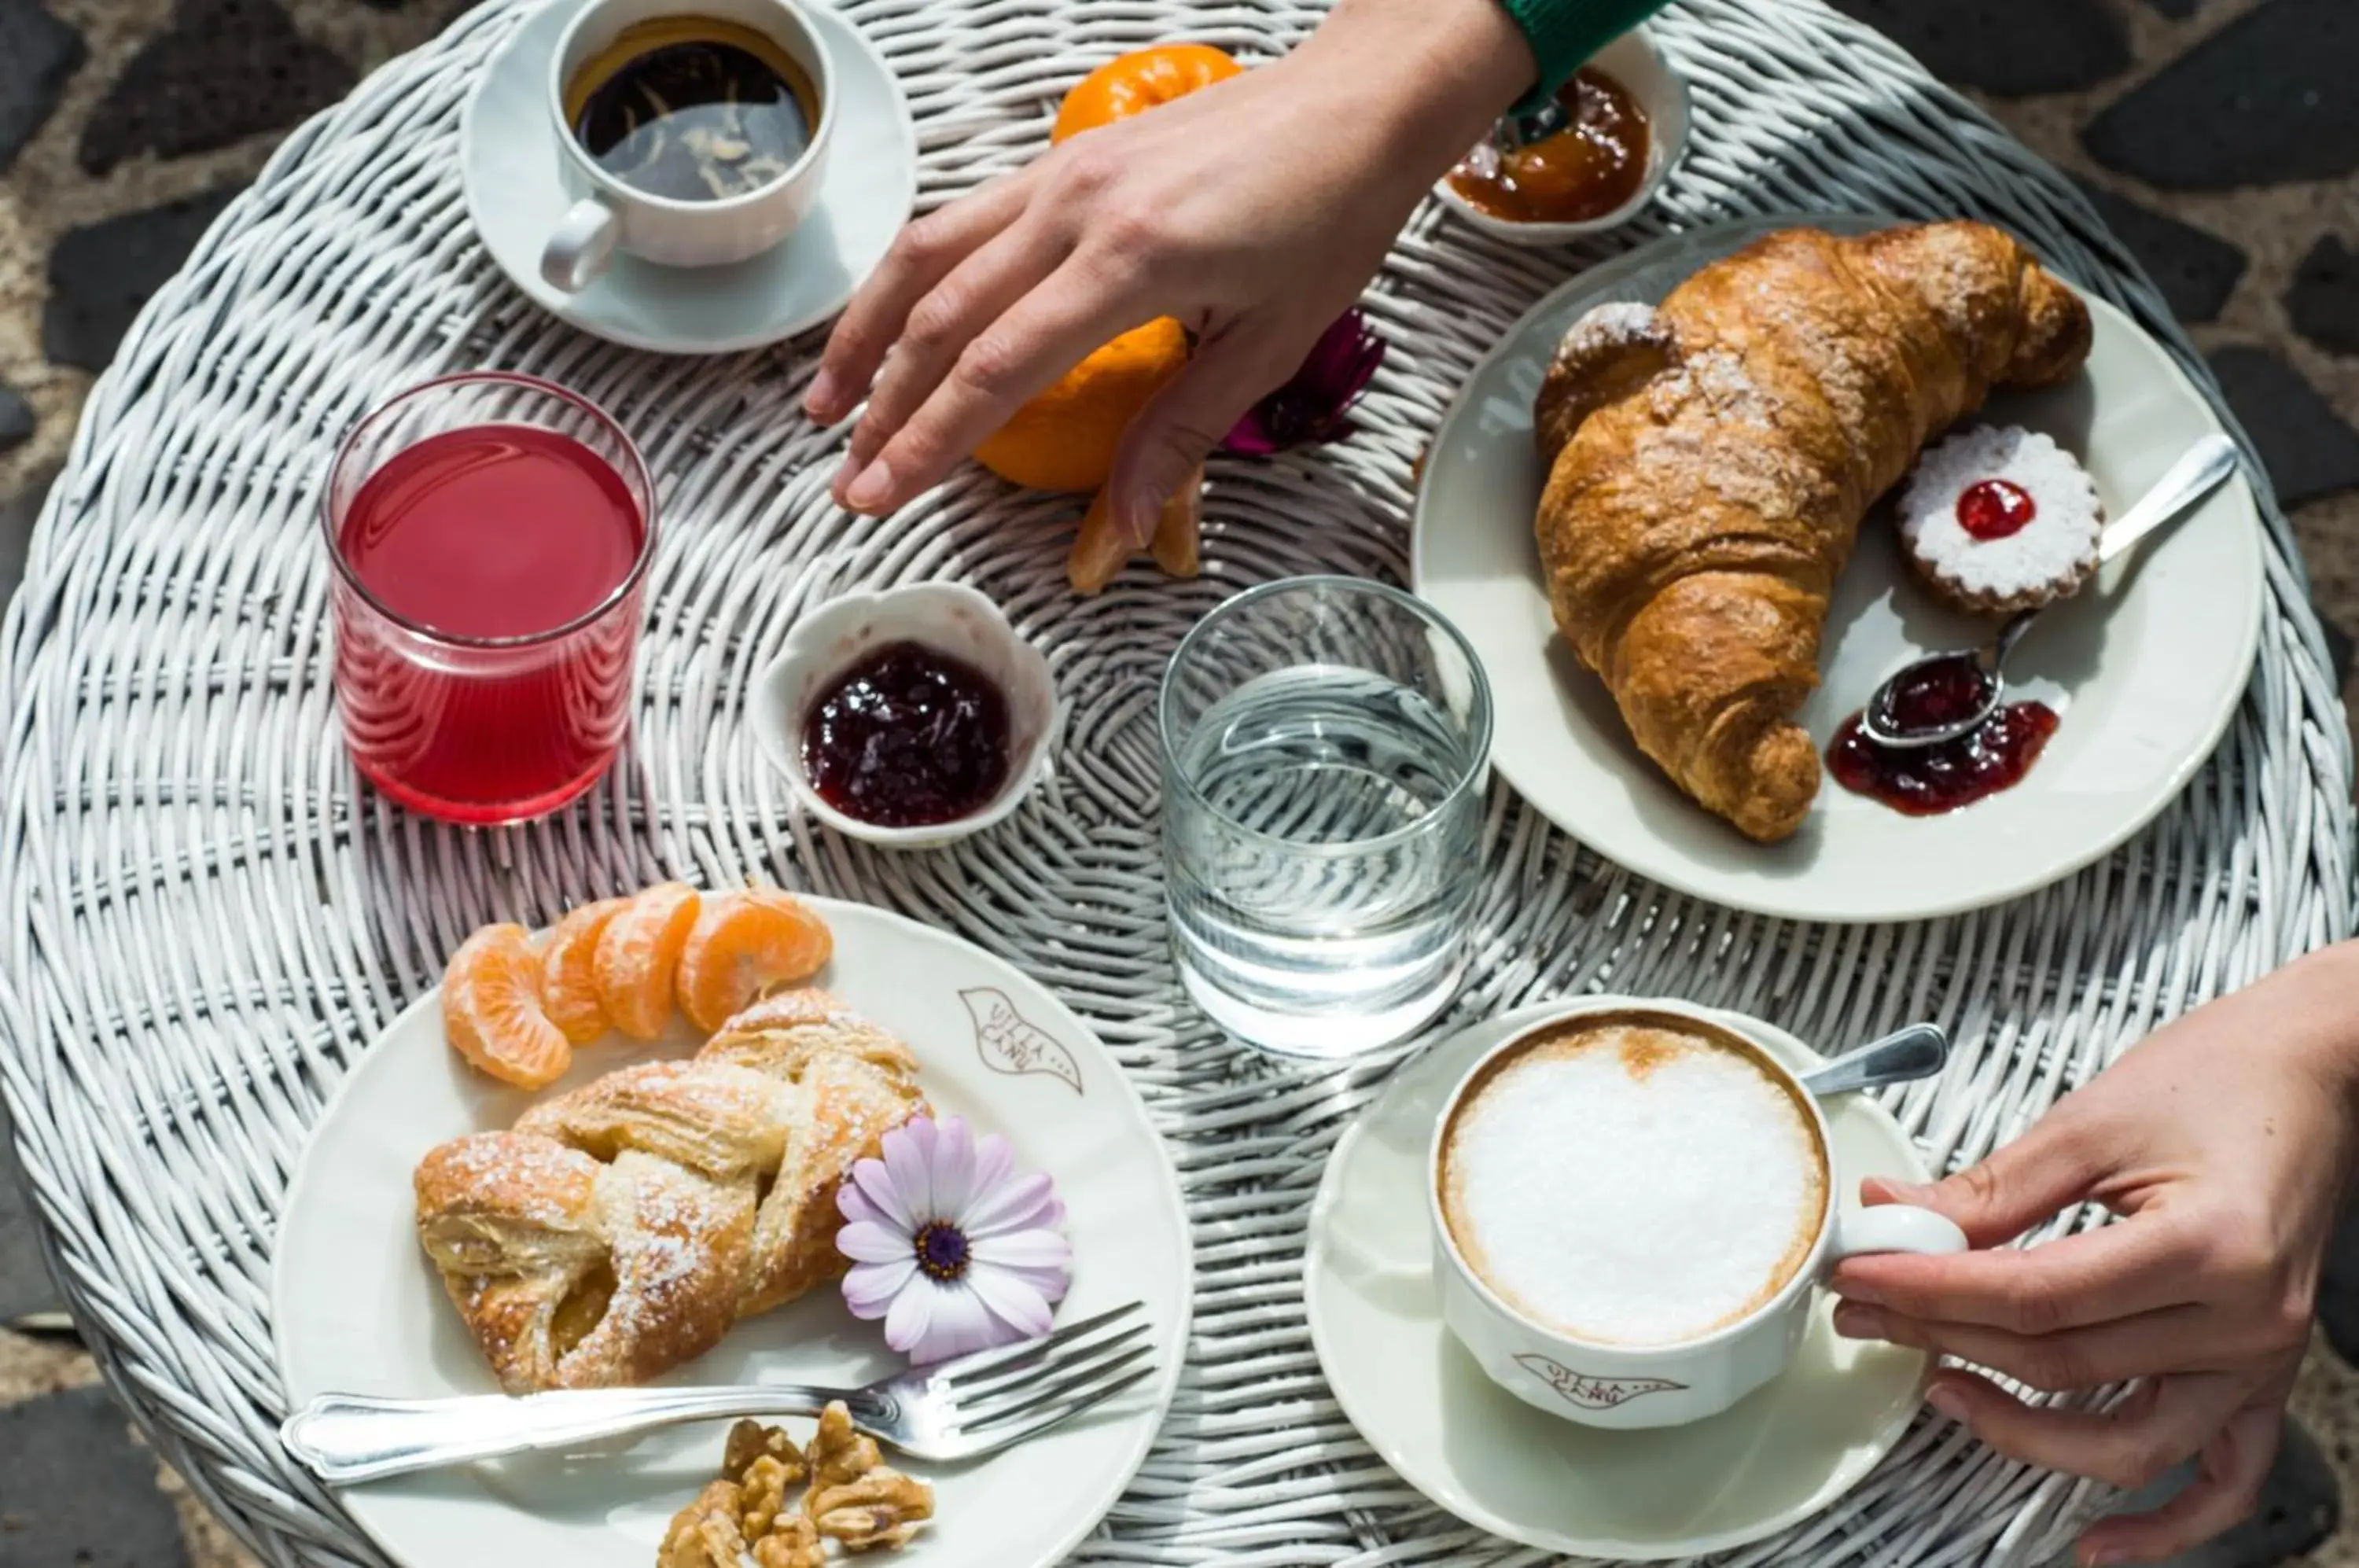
[0,0,2350,1563]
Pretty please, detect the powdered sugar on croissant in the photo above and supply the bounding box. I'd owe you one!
[414,989,926,1392]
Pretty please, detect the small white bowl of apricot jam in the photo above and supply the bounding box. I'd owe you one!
[1436,28,1689,245]
[752,582,1058,849]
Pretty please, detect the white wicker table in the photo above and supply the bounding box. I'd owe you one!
[2,1,2350,1563]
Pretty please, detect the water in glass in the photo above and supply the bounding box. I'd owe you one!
[1162,579,1491,1058]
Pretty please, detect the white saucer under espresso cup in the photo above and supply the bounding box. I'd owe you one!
[1428,997,1966,1431]
[542,0,837,293]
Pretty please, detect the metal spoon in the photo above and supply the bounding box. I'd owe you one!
[1859,433,2243,750]
[1487,98,1570,156]
[1798,1022,1949,1098]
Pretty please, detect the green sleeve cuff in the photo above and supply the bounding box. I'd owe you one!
[1496,0,1673,112]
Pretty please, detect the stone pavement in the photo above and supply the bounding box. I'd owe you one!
[2,0,2357,1564]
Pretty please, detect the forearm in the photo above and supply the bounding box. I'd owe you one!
[1289,0,1536,179]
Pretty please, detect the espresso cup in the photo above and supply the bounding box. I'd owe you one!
[1427,997,1966,1430]
[542,0,836,293]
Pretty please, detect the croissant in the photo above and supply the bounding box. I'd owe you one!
[414,990,928,1392]
[1532,222,2092,841]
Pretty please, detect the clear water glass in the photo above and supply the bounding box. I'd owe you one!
[1161,576,1493,1058]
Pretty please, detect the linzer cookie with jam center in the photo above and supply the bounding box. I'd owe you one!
[1897,425,2103,616]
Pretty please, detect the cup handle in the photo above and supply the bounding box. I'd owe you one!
[542,198,619,293]
[1829,1203,1968,1260]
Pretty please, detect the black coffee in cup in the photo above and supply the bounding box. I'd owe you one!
[564,16,819,203]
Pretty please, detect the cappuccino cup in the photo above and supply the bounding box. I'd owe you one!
[541,0,837,293]
[1428,998,1965,1430]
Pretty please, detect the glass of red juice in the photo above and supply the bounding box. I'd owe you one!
[322,372,656,824]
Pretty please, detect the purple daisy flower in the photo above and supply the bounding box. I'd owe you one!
[1223,307,1388,455]
[837,1115,1072,1364]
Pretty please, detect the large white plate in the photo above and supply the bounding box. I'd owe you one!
[1411,218,2264,923]
[1305,1003,1932,1560]
[274,897,1192,1568]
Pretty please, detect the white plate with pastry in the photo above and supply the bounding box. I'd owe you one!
[1412,215,2263,924]
[274,892,1191,1568]
[1304,1002,1934,1559]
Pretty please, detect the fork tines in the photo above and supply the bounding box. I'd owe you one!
[934,1301,1154,1451]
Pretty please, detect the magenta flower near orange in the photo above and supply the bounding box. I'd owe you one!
[1224,308,1388,455]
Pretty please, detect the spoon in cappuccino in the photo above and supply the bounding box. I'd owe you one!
[1798,1023,1949,1099]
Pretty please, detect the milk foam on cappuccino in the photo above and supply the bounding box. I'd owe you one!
[1440,1018,1827,1346]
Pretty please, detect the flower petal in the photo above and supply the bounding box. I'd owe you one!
[911,1283,995,1364]
[836,1220,912,1264]
[999,1262,1073,1305]
[971,1228,1072,1271]
[837,1179,879,1226]
[850,1156,914,1232]
[881,1121,935,1224]
[967,1261,1055,1341]
[883,1274,938,1354]
[970,1130,1014,1198]
[843,1258,915,1320]
[930,1117,979,1222]
[962,1170,1058,1238]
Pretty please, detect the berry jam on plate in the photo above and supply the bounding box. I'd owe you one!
[1827,653,2059,815]
[800,641,1012,827]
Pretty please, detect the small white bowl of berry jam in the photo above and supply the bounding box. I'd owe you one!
[753,582,1057,848]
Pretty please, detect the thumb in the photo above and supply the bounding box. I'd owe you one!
[1108,331,1279,549]
[1864,1116,2106,1249]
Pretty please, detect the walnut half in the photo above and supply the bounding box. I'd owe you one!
[805,1401,883,1491]
[752,1515,826,1568]
[657,1479,749,1568]
[808,1466,936,1553]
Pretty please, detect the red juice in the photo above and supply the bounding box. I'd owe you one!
[330,421,650,823]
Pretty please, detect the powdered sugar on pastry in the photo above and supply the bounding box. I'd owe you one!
[1899,426,2102,614]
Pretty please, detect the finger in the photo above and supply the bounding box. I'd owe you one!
[807,175,1034,424]
[1864,1113,2109,1250]
[846,263,1152,516]
[835,216,1072,493]
[1923,1367,2247,1496]
[2075,1396,2282,1564]
[1835,1298,2226,1389]
[1106,329,1290,548]
[1835,1211,2195,1333]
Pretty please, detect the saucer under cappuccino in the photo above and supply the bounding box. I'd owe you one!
[1439,1014,1827,1346]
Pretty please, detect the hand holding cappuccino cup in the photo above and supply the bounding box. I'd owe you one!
[542,0,836,293]
[1429,1001,1967,1430]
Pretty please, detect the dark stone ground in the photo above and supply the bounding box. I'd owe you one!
[2,0,2358,1563]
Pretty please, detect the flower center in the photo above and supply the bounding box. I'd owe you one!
[912,1220,970,1282]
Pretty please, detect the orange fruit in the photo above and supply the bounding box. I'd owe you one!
[540,896,631,1045]
[443,923,571,1090]
[1052,44,1242,143]
[973,318,1190,494]
[594,882,702,1040]
[674,889,836,1033]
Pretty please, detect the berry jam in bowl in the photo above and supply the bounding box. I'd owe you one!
[752,582,1057,848]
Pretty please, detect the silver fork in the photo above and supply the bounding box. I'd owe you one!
[281,1301,1154,1485]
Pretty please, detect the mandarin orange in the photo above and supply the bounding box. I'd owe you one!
[539,896,631,1045]
[674,889,835,1032]
[971,318,1191,494]
[1051,43,1242,143]
[594,882,702,1040]
[443,923,572,1089]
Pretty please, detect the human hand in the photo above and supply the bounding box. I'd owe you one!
[804,0,1533,546]
[1831,944,2359,1564]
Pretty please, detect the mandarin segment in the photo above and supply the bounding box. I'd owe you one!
[675,889,835,1033]
[594,882,702,1040]
[443,922,572,1089]
[541,896,631,1045]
